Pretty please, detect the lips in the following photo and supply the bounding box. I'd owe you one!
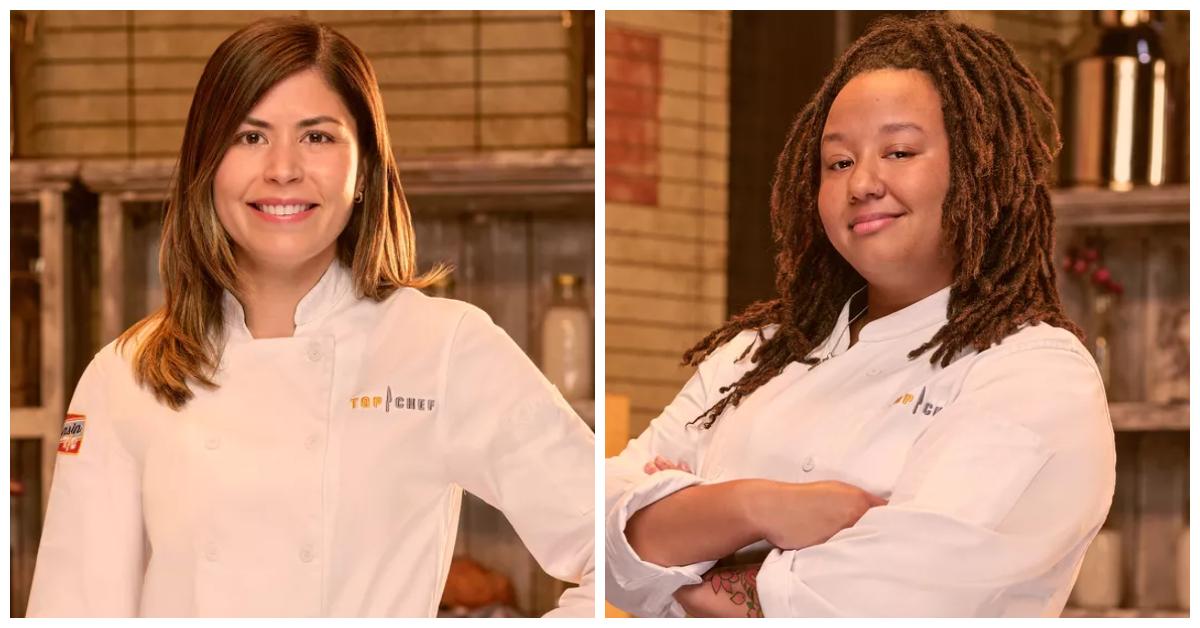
[245,201,319,224]
[849,212,904,236]
[249,197,317,206]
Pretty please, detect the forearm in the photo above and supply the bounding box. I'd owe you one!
[624,478,768,567]
[675,564,765,618]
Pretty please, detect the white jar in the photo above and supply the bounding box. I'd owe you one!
[1070,529,1122,609]
[541,274,592,401]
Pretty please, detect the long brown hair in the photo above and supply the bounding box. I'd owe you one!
[119,16,446,410]
[684,13,1082,428]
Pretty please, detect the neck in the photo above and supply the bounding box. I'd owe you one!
[235,251,335,339]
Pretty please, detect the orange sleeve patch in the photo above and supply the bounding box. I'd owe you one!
[57,413,86,455]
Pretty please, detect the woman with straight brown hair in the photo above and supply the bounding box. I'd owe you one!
[28,16,594,618]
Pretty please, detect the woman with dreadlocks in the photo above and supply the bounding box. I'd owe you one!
[606,14,1114,618]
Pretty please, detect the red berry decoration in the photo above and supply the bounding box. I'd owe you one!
[1066,240,1122,297]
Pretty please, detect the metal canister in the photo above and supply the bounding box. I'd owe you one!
[1059,11,1174,190]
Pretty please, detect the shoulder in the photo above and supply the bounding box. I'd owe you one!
[963,322,1099,383]
[694,324,780,387]
[372,287,494,338]
[90,337,139,385]
[67,339,139,412]
[375,287,515,357]
[712,324,779,363]
[379,286,487,323]
[951,322,1111,448]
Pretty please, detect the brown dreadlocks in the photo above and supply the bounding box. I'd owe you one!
[684,13,1082,428]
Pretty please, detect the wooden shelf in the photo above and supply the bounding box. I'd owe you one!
[1052,184,1189,227]
[1109,402,1189,431]
[402,148,593,214]
[40,148,594,214]
[1062,606,1189,618]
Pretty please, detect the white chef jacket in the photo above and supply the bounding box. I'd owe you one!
[27,259,595,617]
[606,285,1115,617]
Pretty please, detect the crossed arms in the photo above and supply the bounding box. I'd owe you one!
[606,335,1111,618]
[625,457,885,617]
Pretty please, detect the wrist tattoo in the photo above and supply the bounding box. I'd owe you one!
[704,566,765,618]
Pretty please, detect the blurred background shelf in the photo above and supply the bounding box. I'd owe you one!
[1109,402,1189,431]
[1062,606,1189,618]
[400,149,594,214]
[1051,185,1189,227]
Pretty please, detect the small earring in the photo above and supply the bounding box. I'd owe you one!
[354,190,363,204]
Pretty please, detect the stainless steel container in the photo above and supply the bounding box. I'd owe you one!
[1059,11,1174,190]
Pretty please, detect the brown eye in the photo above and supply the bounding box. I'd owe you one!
[305,132,333,144]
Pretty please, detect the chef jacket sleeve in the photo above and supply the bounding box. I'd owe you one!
[605,329,762,617]
[438,306,595,617]
[27,352,145,617]
[755,341,1116,617]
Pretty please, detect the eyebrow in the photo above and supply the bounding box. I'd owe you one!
[242,115,344,130]
[822,122,926,145]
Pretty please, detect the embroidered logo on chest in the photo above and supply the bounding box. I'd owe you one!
[892,386,944,416]
[349,386,437,413]
[58,413,86,455]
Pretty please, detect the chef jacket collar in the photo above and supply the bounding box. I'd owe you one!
[221,259,352,342]
[853,284,951,343]
[821,284,951,358]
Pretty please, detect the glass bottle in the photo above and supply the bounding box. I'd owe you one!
[540,274,592,401]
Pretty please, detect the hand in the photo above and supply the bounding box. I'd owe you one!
[643,455,692,475]
[750,480,886,550]
[674,565,765,618]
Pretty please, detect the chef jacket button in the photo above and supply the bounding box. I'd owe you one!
[306,343,323,362]
[204,436,221,450]
[299,545,315,563]
[305,434,320,451]
[204,543,219,561]
[801,456,815,473]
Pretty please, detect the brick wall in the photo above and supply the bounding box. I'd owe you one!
[605,10,730,436]
[14,10,585,159]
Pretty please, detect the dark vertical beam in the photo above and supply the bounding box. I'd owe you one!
[726,11,928,317]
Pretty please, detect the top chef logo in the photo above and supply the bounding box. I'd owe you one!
[58,413,87,455]
[892,386,944,416]
[350,386,437,413]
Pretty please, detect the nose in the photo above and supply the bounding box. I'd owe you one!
[847,159,884,203]
[263,142,303,185]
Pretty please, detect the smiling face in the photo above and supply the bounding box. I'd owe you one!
[817,68,955,296]
[213,67,361,275]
